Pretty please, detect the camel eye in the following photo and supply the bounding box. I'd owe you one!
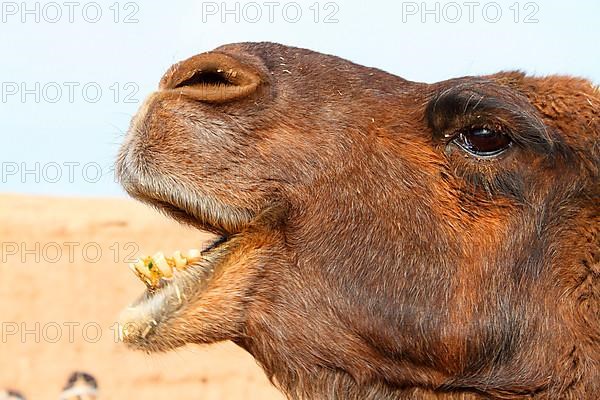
[453,128,512,157]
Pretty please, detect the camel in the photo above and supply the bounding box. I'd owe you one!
[0,372,96,400]
[59,372,97,400]
[116,42,599,399]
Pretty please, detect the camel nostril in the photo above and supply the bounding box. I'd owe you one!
[160,52,263,103]
[175,70,236,88]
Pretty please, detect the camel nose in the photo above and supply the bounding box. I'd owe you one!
[159,52,263,103]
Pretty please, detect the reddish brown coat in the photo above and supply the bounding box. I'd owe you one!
[117,42,599,399]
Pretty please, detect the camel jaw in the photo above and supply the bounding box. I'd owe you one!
[117,234,238,351]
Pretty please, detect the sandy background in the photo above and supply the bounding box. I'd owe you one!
[0,194,284,400]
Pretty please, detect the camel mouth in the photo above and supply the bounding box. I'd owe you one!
[117,236,235,348]
[117,193,243,349]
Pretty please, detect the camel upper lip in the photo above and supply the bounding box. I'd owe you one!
[116,148,240,237]
[125,186,234,237]
[148,195,229,236]
[116,144,261,240]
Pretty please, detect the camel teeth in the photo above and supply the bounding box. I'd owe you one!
[128,248,204,289]
[130,260,155,287]
[152,252,173,278]
[133,260,152,279]
[185,249,202,261]
[129,263,156,289]
[172,250,188,270]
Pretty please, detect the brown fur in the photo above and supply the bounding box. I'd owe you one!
[116,42,599,399]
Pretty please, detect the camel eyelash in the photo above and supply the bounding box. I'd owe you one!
[442,121,512,140]
[427,88,561,159]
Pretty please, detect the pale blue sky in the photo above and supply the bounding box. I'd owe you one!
[1,0,598,197]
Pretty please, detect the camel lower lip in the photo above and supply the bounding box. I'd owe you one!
[117,235,233,346]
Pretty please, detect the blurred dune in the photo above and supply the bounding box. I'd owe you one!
[0,194,283,400]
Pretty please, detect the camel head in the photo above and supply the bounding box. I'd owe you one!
[116,42,599,399]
